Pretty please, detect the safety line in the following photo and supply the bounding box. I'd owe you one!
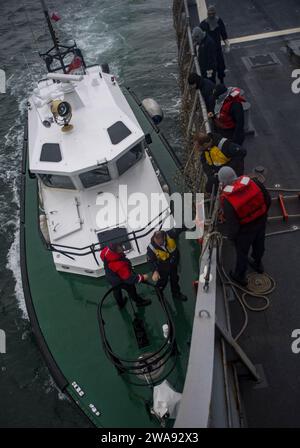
[229,27,300,44]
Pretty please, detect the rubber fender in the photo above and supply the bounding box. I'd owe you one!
[142,98,163,125]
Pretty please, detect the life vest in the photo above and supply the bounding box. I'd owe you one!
[215,87,245,130]
[100,247,143,283]
[221,176,267,225]
[148,236,177,262]
[204,145,231,167]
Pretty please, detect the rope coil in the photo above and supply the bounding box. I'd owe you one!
[199,229,275,342]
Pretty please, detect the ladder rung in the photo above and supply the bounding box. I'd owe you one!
[278,194,289,221]
[268,214,300,221]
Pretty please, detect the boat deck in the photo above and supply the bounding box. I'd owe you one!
[193,0,300,427]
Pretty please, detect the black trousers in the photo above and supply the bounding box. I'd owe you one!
[156,264,180,295]
[113,283,140,306]
[234,222,266,278]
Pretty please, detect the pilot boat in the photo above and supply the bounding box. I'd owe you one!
[20,0,200,427]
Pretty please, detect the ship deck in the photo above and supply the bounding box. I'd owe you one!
[193,0,300,427]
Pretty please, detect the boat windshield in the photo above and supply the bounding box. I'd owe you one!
[39,174,76,189]
[116,142,143,176]
[79,164,111,188]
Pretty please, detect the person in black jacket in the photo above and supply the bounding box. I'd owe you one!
[200,5,230,83]
[208,84,245,145]
[192,26,217,83]
[188,72,215,109]
[194,132,247,193]
[218,167,271,286]
[147,229,187,301]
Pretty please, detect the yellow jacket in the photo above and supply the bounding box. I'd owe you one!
[148,236,177,262]
[204,145,231,167]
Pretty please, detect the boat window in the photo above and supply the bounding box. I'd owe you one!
[107,121,132,145]
[116,143,143,176]
[39,174,76,189]
[79,164,111,188]
[40,143,62,162]
[97,227,132,251]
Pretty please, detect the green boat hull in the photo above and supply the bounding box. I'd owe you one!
[20,88,200,428]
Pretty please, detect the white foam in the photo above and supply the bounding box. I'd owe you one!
[163,97,182,116]
[4,77,38,320]
[7,227,27,318]
[44,375,70,401]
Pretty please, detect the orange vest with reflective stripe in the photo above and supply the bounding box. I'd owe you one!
[221,177,267,225]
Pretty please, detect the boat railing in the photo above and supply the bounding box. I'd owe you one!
[97,282,178,386]
[173,0,211,196]
[39,207,172,265]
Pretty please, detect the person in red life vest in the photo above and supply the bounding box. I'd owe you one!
[218,166,271,286]
[194,132,247,193]
[100,243,151,308]
[208,84,245,145]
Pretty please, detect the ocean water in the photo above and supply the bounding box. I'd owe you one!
[0,0,182,427]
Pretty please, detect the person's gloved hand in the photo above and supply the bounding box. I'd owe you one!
[224,39,230,53]
[206,69,213,78]
[152,271,160,282]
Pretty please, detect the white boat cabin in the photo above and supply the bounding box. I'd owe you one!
[27,66,171,277]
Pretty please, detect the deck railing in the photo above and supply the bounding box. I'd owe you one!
[173,1,259,429]
[173,0,211,196]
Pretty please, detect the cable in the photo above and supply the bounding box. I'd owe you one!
[267,187,300,192]
[215,233,275,341]
[266,226,300,237]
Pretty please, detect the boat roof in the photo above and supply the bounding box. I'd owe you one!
[27,66,144,175]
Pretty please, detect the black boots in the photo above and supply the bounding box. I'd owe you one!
[172,291,188,302]
[134,296,152,307]
[229,271,248,287]
[117,296,128,309]
[248,257,264,274]
[118,296,151,308]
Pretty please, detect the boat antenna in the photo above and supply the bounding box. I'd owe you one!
[39,0,67,73]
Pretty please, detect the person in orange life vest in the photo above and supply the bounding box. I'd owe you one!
[100,243,151,308]
[208,84,245,145]
[147,229,187,302]
[218,167,271,286]
[194,132,247,193]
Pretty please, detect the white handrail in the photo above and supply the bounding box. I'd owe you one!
[174,246,217,427]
